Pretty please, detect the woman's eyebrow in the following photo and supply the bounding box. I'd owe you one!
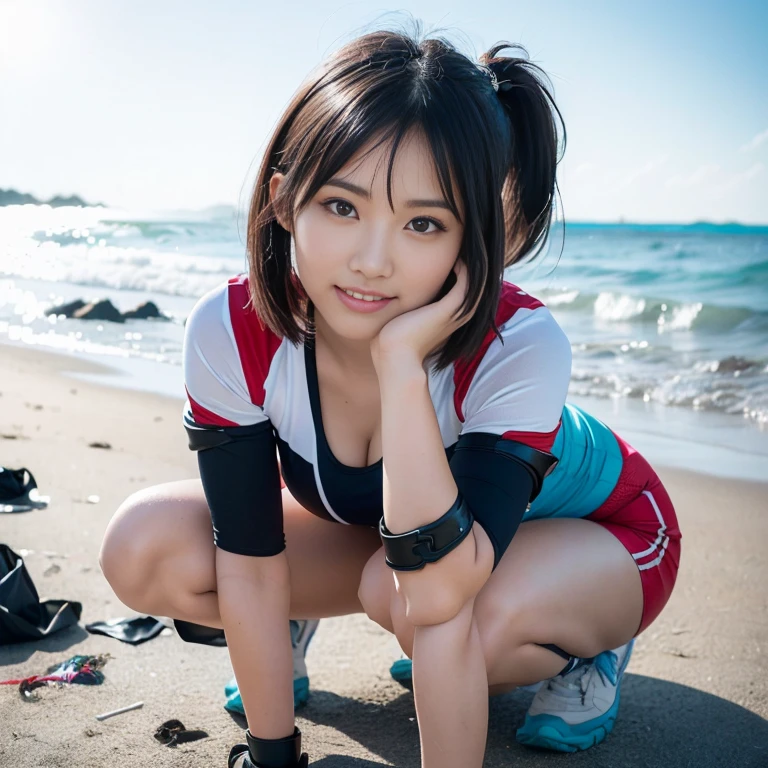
[325,178,452,211]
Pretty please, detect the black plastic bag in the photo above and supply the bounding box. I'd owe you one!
[0,467,48,513]
[173,619,227,647]
[86,616,166,645]
[0,544,82,644]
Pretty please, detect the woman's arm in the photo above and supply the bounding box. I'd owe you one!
[182,279,299,752]
[378,360,492,768]
[378,360,495,626]
[216,549,294,739]
[375,281,571,624]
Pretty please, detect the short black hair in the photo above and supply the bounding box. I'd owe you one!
[246,20,565,371]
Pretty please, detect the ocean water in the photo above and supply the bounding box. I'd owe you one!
[1,204,767,477]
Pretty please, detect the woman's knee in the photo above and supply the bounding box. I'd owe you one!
[99,479,213,609]
[99,486,166,604]
[358,549,394,632]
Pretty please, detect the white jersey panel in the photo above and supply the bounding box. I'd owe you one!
[263,340,318,467]
[460,307,572,437]
[182,280,268,427]
[427,363,464,447]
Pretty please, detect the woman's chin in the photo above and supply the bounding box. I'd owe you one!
[327,321,382,343]
[315,299,394,340]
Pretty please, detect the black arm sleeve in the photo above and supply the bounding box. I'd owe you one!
[185,419,285,557]
[449,432,557,570]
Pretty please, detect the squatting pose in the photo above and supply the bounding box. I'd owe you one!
[101,24,682,768]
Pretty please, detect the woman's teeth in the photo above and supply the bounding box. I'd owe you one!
[342,289,385,302]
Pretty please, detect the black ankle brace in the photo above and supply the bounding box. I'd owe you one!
[245,727,306,768]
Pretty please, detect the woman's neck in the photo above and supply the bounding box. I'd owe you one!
[311,305,379,379]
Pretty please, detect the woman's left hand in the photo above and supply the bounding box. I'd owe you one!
[370,259,479,373]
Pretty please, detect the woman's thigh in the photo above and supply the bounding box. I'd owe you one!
[473,517,645,669]
[100,478,382,619]
[360,516,645,668]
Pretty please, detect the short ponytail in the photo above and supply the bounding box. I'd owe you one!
[481,43,566,267]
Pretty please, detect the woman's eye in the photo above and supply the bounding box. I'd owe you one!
[321,199,446,234]
[409,219,445,235]
[323,199,357,218]
[408,217,445,234]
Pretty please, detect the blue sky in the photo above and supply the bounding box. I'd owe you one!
[1,0,766,223]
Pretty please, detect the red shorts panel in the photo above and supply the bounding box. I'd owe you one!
[585,433,682,637]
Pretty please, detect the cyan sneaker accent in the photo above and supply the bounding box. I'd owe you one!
[224,619,320,715]
[516,638,635,752]
[389,656,413,683]
[389,655,543,693]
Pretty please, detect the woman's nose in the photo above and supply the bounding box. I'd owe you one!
[349,226,394,277]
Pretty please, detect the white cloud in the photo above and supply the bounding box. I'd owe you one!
[571,162,594,179]
[715,162,764,196]
[739,128,768,153]
[617,154,670,190]
[665,164,720,188]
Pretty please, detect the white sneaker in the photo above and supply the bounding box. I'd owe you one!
[290,618,320,686]
[516,639,634,752]
[224,619,320,714]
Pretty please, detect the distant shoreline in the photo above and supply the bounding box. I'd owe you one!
[565,220,768,233]
[0,187,102,207]
[1,190,765,229]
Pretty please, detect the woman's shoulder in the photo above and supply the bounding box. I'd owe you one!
[494,280,553,326]
[498,279,571,364]
[492,280,570,351]
[184,274,285,405]
[454,281,571,440]
[452,281,571,421]
[457,280,569,376]
[187,273,283,344]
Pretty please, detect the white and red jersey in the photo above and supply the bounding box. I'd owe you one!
[183,273,573,528]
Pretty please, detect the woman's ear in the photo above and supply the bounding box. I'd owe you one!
[269,172,291,233]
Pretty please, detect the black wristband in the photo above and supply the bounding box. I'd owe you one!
[378,493,474,571]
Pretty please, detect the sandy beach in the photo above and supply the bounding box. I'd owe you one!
[1,341,767,768]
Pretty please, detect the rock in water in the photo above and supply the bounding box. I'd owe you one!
[122,301,165,320]
[46,300,87,318]
[73,300,124,323]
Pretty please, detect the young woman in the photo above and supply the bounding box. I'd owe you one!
[100,26,682,768]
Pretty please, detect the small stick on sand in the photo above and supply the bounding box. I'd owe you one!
[95,701,144,721]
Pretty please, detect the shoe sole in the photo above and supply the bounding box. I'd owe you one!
[515,693,620,752]
[515,638,635,753]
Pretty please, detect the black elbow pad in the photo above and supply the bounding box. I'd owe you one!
[452,432,557,501]
[449,432,558,569]
[184,420,285,557]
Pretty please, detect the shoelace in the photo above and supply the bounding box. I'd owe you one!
[545,649,620,705]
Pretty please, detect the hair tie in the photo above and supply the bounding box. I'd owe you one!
[477,63,499,92]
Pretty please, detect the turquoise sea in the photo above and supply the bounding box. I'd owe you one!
[1,205,766,479]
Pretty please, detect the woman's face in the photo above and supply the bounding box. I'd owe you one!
[271,130,465,343]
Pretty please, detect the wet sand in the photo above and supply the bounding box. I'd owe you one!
[1,342,766,768]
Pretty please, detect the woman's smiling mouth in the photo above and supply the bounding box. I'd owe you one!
[334,286,395,312]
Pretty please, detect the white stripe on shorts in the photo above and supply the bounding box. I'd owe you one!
[632,490,670,571]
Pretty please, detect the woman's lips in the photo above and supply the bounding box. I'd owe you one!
[334,286,394,313]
